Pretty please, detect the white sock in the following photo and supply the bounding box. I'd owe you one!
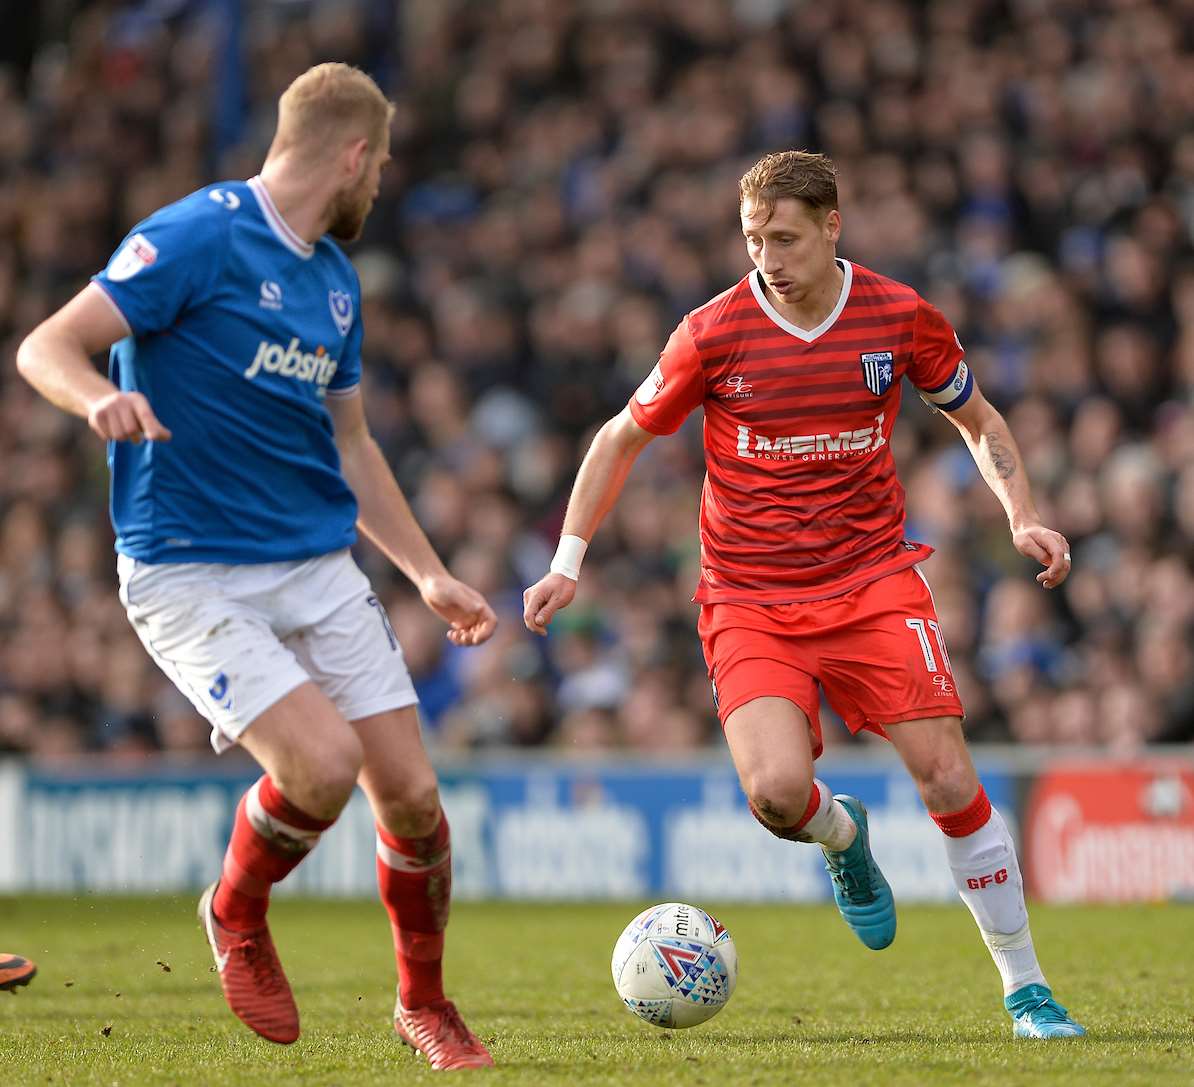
[942,803,1047,996]
[802,780,857,852]
[983,924,1044,999]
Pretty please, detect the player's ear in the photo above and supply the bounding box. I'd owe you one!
[824,209,842,243]
[343,136,370,179]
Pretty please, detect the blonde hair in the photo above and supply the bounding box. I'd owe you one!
[739,150,838,223]
[273,63,394,155]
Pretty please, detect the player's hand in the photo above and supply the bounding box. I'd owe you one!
[523,573,576,636]
[1012,524,1071,590]
[419,574,497,646]
[87,391,172,443]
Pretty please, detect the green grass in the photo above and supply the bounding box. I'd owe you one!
[1,897,1191,1085]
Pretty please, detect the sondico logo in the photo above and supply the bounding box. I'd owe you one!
[736,413,887,460]
[244,337,339,391]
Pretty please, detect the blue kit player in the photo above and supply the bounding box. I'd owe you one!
[18,64,495,1069]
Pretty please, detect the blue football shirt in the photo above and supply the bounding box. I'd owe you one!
[93,177,362,563]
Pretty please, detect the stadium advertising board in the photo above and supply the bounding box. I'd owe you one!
[1024,760,1194,903]
[2,759,1014,901]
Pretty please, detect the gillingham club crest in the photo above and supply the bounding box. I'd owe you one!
[328,290,353,336]
[860,351,895,396]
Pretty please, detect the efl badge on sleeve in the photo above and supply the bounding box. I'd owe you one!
[328,290,353,336]
[635,362,666,405]
[860,351,895,396]
[107,233,159,282]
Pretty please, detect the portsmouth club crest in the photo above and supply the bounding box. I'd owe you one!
[860,351,895,396]
[328,289,353,336]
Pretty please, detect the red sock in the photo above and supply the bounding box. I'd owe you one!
[749,788,821,841]
[930,786,992,838]
[376,811,451,1009]
[213,775,333,932]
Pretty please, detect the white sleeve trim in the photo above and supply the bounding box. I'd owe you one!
[325,383,360,398]
[88,281,133,337]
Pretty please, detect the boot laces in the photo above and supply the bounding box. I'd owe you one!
[435,1001,486,1054]
[230,936,286,997]
[1023,995,1071,1023]
[829,860,876,905]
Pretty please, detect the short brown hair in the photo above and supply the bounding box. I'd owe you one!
[739,151,838,223]
[273,63,394,155]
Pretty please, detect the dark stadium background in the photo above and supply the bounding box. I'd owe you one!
[2,0,1193,767]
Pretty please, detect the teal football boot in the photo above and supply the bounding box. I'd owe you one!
[821,795,896,950]
[1005,984,1087,1038]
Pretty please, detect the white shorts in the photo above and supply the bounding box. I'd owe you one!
[118,549,419,753]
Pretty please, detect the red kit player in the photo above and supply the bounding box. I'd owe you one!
[523,151,1085,1039]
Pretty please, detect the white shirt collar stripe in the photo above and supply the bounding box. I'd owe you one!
[749,258,853,343]
[248,176,315,260]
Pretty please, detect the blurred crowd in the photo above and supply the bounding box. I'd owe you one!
[2,0,1193,762]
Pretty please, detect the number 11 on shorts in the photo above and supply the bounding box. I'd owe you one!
[905,617,952,674]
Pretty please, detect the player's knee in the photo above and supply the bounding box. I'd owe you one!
[277,734,364,820]
[374,775,441,838]
[744,770,812,828]
[322,740,365,808]
[910,749,975,812]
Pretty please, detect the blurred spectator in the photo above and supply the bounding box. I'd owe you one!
[3,0,1194,760]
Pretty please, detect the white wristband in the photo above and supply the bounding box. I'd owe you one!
[549,534,588,581]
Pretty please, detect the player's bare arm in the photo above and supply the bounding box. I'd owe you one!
[944,385,1070,590]
[16,283,172,443]
[523,406,656,635]
[327,390,496,646]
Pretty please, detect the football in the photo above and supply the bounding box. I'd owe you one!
[610,902,738,1029]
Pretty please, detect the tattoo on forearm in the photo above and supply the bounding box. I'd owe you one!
[985,432,1017,480]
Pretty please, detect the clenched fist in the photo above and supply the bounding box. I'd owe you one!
[87,390,172,443]
[523,572,576,635]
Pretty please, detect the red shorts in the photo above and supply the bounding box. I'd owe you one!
[698,566,964,758]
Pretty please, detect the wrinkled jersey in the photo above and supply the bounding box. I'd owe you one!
[628,260,972,603]
[93,177,362,563]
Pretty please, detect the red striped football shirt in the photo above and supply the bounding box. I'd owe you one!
[628,260,973,604]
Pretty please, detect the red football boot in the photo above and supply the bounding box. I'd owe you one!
[197,881,299,1044]
[394,994,494,1069]
[0,954,36,992]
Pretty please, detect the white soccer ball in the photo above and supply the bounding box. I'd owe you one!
[611,902,738,1029]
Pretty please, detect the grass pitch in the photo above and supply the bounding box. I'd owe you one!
[1,896,1190,1086]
